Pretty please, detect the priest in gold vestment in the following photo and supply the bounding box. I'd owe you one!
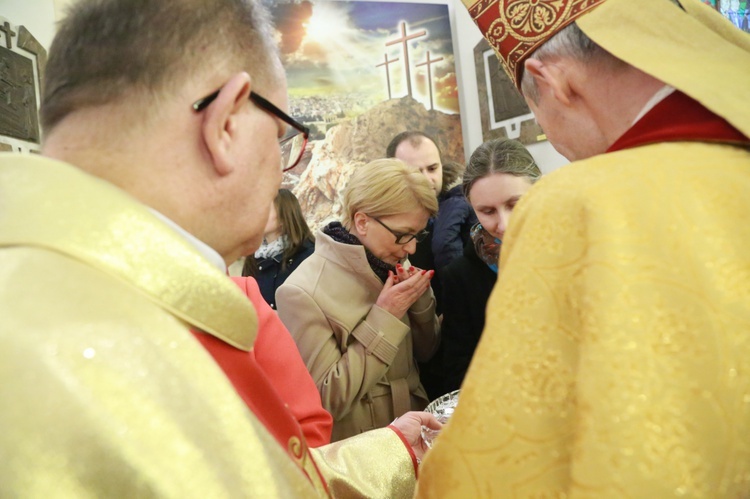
[417,0,750,497]
[0,0,436,496]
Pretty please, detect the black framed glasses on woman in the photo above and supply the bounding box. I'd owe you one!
[370,216,429,245]
[193,89,310,172]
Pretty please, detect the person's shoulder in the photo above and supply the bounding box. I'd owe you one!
[520,147,687,226]
[525,152,638,202]
[436,187,471,222]
[439,185,467,204]
[279,242,337,294]
[294,238,315,258]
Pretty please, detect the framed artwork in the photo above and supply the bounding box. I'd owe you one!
[269,0,463,230]
[0,17,46,153]
[472,38,545,146]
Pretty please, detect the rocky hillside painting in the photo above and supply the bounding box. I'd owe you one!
[283,96,464,231]
[270,0,463,231]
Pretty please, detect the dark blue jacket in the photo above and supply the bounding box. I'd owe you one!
[254,239,314,309]
[411,186,475,400]
[440,237,497,393]
[432,186,477,272]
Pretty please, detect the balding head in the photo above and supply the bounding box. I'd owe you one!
[41,0,282,134]
[39,0,290,264]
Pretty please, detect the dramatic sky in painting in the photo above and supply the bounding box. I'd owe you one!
[268,0,460,114]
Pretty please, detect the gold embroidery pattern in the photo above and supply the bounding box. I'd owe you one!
[416,143,750,497]
[463,0,605,86]
[287,435,329,496]
[506,0,572,39]
[288,435,305,461]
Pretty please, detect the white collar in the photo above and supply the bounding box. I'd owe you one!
[631,85,676,126]
[148,209,227,272]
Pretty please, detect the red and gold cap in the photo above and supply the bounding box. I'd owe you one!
[463,0,750,142]
[462,0,606,88]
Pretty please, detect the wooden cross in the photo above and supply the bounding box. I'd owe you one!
[416,51,444,111]
[386,22,426,99]
[0,21,17,49]
[376,53,400,100]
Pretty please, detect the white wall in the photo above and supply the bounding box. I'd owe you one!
[0,0,568,171]
[0,0,57,50]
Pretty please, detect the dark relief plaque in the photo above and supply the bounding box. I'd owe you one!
[0,46,40,142]
[0,20,46,150]
[473,38,545,145]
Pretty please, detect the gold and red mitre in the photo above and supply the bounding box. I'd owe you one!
[462,0,750,138]
[462,0,606,88]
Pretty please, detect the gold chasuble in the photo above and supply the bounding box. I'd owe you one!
[0,155,416,497]
[418,142,750,497]
[417,0,750,497]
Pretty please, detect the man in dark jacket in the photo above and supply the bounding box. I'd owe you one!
[385,131,476,400]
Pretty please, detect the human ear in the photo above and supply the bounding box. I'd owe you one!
[353,212,368,236]
[524,58,572,107]
[201,72,252,176]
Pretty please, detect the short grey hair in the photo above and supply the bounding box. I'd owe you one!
[520,22,620,103]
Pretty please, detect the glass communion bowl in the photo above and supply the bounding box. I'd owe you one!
[421,389,460,448]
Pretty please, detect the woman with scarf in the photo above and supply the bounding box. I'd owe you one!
[242,189,315,310]
[441,139,542,393]
[276,158,440,441]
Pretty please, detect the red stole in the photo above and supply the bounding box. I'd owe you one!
[608,90,749,153]
[191,332,303,446]
[191,331,329,494]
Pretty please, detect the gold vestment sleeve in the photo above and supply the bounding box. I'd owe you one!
[1,155,421,498]
[311,428,416,498]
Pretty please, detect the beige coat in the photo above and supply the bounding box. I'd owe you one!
[277,229,440,441]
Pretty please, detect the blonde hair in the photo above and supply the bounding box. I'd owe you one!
[342,159,438,229]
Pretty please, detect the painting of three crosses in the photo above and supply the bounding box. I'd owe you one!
[267,0,464,231]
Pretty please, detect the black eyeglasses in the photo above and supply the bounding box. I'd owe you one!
[370,216,429,245]
[193,89,310,172]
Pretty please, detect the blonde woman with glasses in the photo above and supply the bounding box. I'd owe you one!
[277,158,441,442]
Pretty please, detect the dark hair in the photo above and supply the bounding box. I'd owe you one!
[385,130,442,159]
[442,161,465,190]
[242,189,313,276]
[41,0,279,133]
[463,139,542,198]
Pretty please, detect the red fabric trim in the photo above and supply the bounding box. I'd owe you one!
[230,277,332,448]
[191,331,304,447]
[387,424,420,478]
[191,331,331,494]
[608,91,749,153]
[470,0,606,88]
